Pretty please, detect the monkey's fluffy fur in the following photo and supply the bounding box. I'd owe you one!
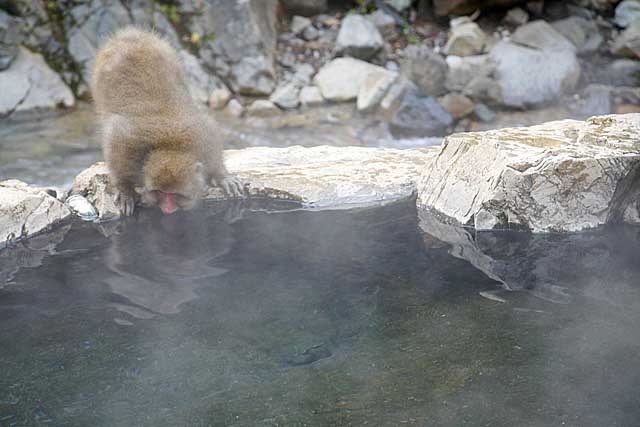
[91,27,242,215]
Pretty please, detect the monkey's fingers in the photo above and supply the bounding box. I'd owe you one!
[220,176,246,199]
[116,192,136,216]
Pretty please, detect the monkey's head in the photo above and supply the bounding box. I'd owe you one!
[141,150,207,214]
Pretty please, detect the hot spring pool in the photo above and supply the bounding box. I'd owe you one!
[1,200,639,426]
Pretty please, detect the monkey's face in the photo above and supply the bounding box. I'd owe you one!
[142,160,206,214]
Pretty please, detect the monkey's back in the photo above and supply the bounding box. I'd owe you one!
[91,27,192,117]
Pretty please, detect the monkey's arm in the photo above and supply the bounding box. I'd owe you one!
[102,116,144,215]
[200,120,245,198]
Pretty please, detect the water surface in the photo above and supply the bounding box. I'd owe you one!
[1,201,639,426]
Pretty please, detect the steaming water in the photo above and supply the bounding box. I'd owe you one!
[1,200,639,426]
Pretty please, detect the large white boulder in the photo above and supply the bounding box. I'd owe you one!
[417,114,640,232]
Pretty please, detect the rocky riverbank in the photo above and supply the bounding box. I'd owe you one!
[2,0,640,132]
[1,113,639,248]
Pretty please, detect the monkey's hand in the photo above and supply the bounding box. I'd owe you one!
[115,189,137,216]
[212,175,246,198]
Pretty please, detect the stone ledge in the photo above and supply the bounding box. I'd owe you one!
[417,114,640,232]
[0,180,71,248]
[71,146,438,220]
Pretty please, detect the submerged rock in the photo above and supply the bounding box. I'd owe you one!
[0,180,71,247]
[417,114,640,232]
[0,47,74,116]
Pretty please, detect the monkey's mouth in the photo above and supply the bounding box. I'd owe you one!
[158,192,178,214]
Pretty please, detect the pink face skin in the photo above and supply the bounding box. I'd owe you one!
[157,191,178,214]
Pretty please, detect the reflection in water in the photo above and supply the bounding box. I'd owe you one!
[0,201,639,426]
[105,203,239,319]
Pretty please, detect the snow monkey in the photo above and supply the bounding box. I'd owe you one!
[91,27,244,215]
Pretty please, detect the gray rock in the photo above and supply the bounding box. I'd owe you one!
[67,1,133,84]
[417,114,640,232]
[503,7,529,26]
[224,99,244,118]
[291,16,312,35]
[357,71,397,112]
[336,14,384,60]
[291,63,316,86]
[302,26,320,41]
[231,56,277,96]
[367,10,397,36]
[463,75,502,104]
[270,82,301,109]
[69,163,120,220]
[1,180,72,246]
[438,93,475,119]
[281,0,328,16]
[600,59,640,86]
[313,57,394,101]
[299,86,325,107]
[445,54,495,92]
[552,16,603,55]
[384,0,412,11]
[179,50,229,105]
[511,20,576,52]
[190,0,279,96]
[0,47,75,116]
[614,0,640,28]
[390,89,454,138]
[401,46,448,97]
[209,87,232,110]
[0,11,23,71]
[380,77,413,112]
[433,0,521,16]
[247,100,281,117]
[444,21,488,57]
[490,40,581,107]
[473,103,497,122]
[611,21,640,59]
